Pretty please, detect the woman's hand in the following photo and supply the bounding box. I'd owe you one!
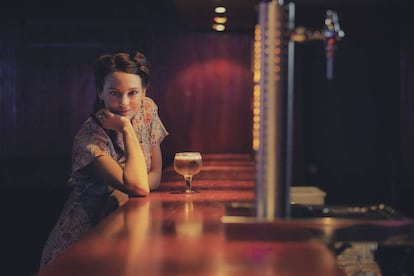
[95,109,130,132]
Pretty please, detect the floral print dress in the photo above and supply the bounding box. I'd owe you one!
[39,97,168,268]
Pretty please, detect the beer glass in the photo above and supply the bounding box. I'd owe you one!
[173,152,202,193]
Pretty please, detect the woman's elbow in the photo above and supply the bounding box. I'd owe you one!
[128,186,150,197]
[122,173,150,196]
[148,171,162,191]
[124,180,150,197]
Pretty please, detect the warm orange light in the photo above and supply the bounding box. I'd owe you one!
[212,24,225,32]
[253,85,260,151]
[213,16,227,24]
[253,24,261,151]
[215,6,226,13]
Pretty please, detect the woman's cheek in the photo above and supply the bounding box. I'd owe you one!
[130,100,141,114]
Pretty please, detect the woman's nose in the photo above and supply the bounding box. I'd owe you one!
[120,95,129,106]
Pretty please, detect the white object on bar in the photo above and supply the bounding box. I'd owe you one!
[290,186,326,205]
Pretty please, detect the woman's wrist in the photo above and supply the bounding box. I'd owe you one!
[120,119,134,134]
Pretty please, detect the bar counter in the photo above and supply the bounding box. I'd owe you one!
[38,155,366,275]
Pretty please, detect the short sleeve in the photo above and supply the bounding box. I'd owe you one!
[71,118,116,173]
[150,104,169,145]
[143,97,169,145]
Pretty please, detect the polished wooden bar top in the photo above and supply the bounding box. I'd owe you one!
[39,154,345,276]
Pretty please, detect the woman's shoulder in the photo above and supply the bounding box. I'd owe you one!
[143,96,158,112]
[74,117,108,143]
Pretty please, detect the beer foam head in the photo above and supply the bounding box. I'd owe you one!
[175,152,202,160]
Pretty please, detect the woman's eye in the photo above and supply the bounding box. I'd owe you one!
[109,91,118,96]
[129,90,139,96]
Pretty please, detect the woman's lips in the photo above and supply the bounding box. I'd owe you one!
[117,110,130,116]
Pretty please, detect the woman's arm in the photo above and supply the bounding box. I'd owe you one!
[92,109,150,197]
[148,143,163,191]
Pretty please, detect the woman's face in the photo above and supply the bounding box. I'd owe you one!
[99,72,146,120]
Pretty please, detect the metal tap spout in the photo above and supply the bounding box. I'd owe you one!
[290,9,345,80]
[323,10,345,79]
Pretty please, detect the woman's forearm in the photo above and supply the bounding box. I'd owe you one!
[121,123,149,196]
[147,144,163,191]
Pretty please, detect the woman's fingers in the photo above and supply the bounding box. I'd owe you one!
[96,109,110,121]
[95,109,128,132]
[97,112,105,120]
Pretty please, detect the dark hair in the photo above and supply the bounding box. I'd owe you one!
[93,51,151,112]
[91,51,151,159]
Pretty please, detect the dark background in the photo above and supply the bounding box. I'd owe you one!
[1,0,414,275]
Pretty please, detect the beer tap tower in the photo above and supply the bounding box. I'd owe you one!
[256,0,344,220]
[226,0,345,223]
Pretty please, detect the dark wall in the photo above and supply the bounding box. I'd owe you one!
[293,2,411,209]
[397,2,414,215]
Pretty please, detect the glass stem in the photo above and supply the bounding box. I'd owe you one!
[184,176,193,193]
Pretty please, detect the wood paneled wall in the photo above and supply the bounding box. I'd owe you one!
[0,25,254,159]
[150,33,253,158]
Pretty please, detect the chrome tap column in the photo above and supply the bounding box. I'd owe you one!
[255,0,294,219]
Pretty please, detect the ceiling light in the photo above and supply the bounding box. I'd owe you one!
[214,7,226,14]
[212,24,225,32]
[214,16,227,24]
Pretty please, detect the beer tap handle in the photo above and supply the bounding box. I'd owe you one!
[323,10,345,80]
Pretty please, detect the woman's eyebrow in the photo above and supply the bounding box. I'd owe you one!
[108,86,139,90]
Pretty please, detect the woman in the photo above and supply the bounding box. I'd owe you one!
[39,51,168,268]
